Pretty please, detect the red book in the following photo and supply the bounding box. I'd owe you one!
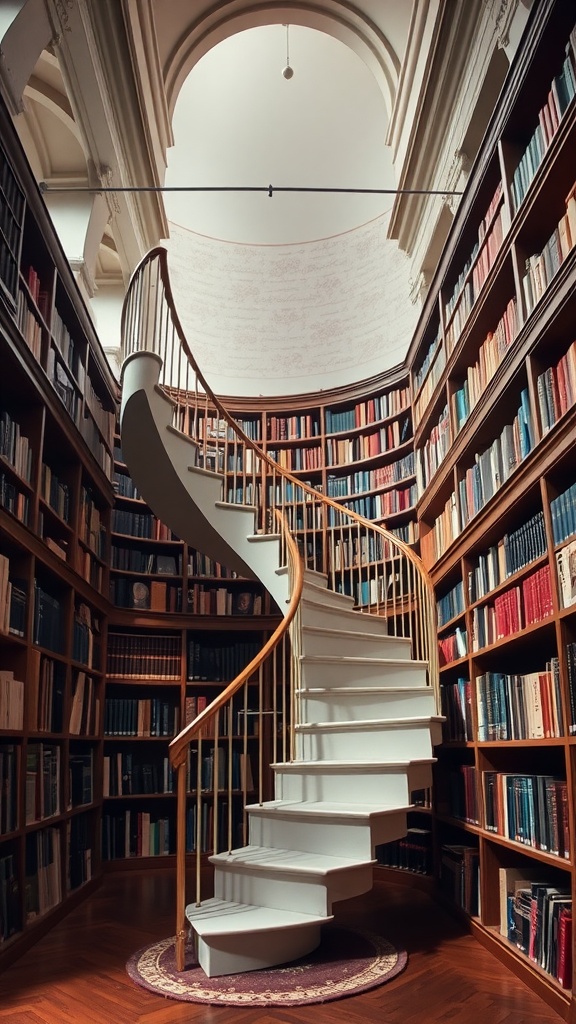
[557,907,572,988]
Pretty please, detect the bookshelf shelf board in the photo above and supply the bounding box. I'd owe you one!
[437,611,467,634]
[434,813,484,836]
[482,830,572,868]
[477,737,568,748]
[439,654,470,673]
[482,925,572,1003]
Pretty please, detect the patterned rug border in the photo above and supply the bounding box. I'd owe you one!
[126,924,407,1006]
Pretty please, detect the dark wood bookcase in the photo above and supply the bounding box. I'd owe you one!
[0,95,116,968]
[408,0,576,1014]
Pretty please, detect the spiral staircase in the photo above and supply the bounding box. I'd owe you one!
[120,249,441,977]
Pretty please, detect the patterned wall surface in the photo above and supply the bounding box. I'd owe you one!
[165,211,419,397]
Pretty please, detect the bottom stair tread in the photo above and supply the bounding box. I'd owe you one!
[210,844,374,874]
[186,897,331,936]
[246,799,411,818]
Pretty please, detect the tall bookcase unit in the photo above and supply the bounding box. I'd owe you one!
[409,1,576,1013]
[103,442,276,865]
[0,100,116,967]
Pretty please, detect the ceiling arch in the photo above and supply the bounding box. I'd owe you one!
[162,1,401,120]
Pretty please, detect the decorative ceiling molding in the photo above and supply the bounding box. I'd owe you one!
[162,1,400,120]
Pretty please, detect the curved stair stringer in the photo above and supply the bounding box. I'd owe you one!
[120,351,288,609]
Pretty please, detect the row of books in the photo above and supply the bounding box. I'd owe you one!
[324,385,410,433]
[325,416,411,465]
[511,41,576,211]
[46,348,81,425]
[471,564,553,650]
[439,764,480,825]
[421,491,459,566]
[16,287,43,361]
[483,773,569,858]
[437,579,465,628]
[69,671,100,736]
[438,626,467,666]
[68,750,93,808]
[78,410,112,479]
[25,826,62,923]
[414,332,445,426]
[110,547,179,576]
[467,510,547,602]
[102,811,171,859]
[0,744,18,834]
[41,463,70,522]
[537,336,576,435]
[26,653,65,733]
[439,843,479,916]
[51,307,81,379]
[103,697,180,737]
[331,531,396,572]
[444,181,504,353]
[556,538,576,609]
[567,641,576,734]
[267,413,320,441]
[476,663,563,741]
[376,826,432,875]
[440,678,472,742]
[113,470,140,499]
[327,452,415,498]
[72,602,100,669]
[187,638,261,682]
[33,581,64,654]
[523,186,576,314]
[104,751,175,796]
[0,470,30,524]
[0,408,33,482]
[550,476,576,545]
[329,484,417,524]
[79,486,106,559]
[25,742,61,824]
[111,506,174,540]
[84,375,115,449]
[451,298,518,434]
[107,632,182,680]
[458,388,535,528]
[23,263,50,321]
[416,405,450,495]
[268,444,322,472]
[186,552,239,578]
[502,871,572,988]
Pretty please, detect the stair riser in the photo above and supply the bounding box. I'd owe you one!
[273,764,434,805]
[298,689,436,722]
[295,724,440,761]
[214,861,373,916]
[197,923,322,978]
[248,811,407,858]
[274,768,412,804]
[300,602,389,635]
[301,630,411,660]
[300,660,428,689]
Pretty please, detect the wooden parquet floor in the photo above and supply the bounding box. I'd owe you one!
[0,870,568,1024]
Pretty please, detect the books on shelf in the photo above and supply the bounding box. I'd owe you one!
[476,662,564,741]
[550,479,576,545]
[437,580,465,627]
[377,826,432,875]
[468,511,547,602]
[325,385,410,433]
[0,408,33,481]
[440,678,472,742]
[0,743,18,834]
[451,298,518,434]
[25,826,62,921]
[483,772,569,858]
[537,339,576,434]
[104,696,180,737]
[416,405,450,495]
[523,187,576,313]
[556,538,576,608]
[458,388,535,529]
[438,626,467,666]
[107,632,181,680]
[440,844,479,915]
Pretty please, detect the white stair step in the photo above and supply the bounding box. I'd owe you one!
[272,758,435,804]
[301,579,357,611]
[301,624,410,659]
[186,897,328,976]
[247,800,409,857]
[300,596,391,635]
[211,845,374,915]
[295,716,443,760]
[300,654,428,689]
[297,685,436,721]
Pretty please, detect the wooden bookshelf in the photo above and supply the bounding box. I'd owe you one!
[104,441,277,867]
[408,1,576,1013]
[0,96,116,968]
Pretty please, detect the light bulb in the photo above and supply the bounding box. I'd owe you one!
[282,65,294,79]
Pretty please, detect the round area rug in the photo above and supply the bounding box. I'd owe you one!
[126,924,407,1006]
